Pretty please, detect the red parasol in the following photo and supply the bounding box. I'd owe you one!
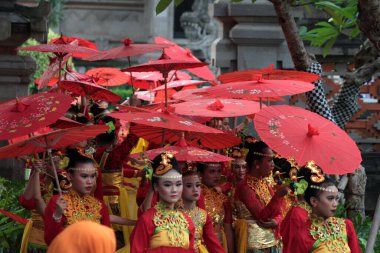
[130,137,233,162]
[83,38,169,61]
[153,80,207,91]
[85,67,130,87]
[125,71,192,90]
[218,65,320,83]
[0,125,109,194]
[50,36,98,58]
[253,105,362,174]
[207,77,315,100]
[49,117,84,129]
[172,87,214,101]
[134,90,156,103]
[130,124,241,149]
[9,127,53,144]
[0,93,72,140]
[35,76,59,88]
[38,54,71,90]
[60,80,122,103]
[172,98,263,118]
[155,36,215,81]
[122,52,208,106]
[109,111,222,134]
[17,37,98,58]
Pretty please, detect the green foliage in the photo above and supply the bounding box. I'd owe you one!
[156,0,173,15]
[18,29,61,94]
[0,177,30,253]
[109,85,133,102]
[300,0,360,57]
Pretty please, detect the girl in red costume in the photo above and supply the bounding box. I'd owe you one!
[281,161,361,253]
[44,149,111,245]
[130,152,196,253]
[181,163,225,253]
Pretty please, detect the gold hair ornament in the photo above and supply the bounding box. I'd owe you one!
[253,152,274,158]
[153,174,182,180]
[155,152,174,175]
[305,160,325,183]
[310,185,337,193]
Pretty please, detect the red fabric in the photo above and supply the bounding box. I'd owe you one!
[44,194,110,245]
[94,166,104,201]
[123,164,139,178]
[130,206,196,253]
[203,213,225,253]
[281,206,361,253]
[345,219,362,253]
[19,195,36,210]
[235,180,284,221]
[219,182,232,195]
[94,133,139,171]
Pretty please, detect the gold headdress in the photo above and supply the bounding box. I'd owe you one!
[182,161,197,174]
[305,160,325,183]
[153,152,181,180]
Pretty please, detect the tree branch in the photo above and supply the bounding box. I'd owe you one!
[269,0,313,70]
[357,0,380,52]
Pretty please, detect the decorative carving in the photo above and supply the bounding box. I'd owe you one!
[180,0,218,61]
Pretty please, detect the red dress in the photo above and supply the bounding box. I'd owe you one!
[130,202,196,253]
[281,202,361,253]
[44,190,110,245]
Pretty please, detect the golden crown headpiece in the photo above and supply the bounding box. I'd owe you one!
[154,152,175,176]
[305,160,325,183]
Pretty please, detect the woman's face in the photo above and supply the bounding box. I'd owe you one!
[311,185,339,219]
[253,148,274,177]
[155,170,183,205]
[182,174,201,202]
[232,160,247,181]
[201,164,222,187]
[68,162,97,195]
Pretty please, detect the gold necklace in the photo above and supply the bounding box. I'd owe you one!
[182,206,207,248]
[63,190,101,225]
[201,185,226,226]
[153,201,189,247]
[246,175,272,206]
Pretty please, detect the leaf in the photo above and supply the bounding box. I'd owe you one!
[322,37,337,57]
[156,0,173,15]
[174,0,184,7]
[298,26,308,36]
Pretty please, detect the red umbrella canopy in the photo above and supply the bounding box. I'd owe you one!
[130,137,233,162]
[37,54,71,90]
[173,98,263,118]
[122,52,208,77]
[83,38,170,61]
[18,36,98,58]
[0,125,109,159]
[218,64,320,83]
[49,117,84,129]
[35,76,59,88]
[60,80,122,103]
[50,36,98,58]
[172,87,215,101]
[130,124,241,149]
[0,93,72,140]
[207,77,315,99]
[253,105,362,175]
[155,36,215,81]
[85,67,130,87]
[126,71,192,90]
[153,80,207,91]
[109,111,222,134]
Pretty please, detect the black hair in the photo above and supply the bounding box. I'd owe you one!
[196,162,221,174]
[66,148,95,173]
[246,141,270,170]
[273,157,291,178]
[95,115,116,146]
[74,115,91,125]
[151,153,181,186]
[297,164,337,205]
[90,103,107,119]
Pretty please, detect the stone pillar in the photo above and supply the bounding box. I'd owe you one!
[211,0,302,73]
[0,0,50,180]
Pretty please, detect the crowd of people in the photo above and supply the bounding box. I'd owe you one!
[16,101,361,253]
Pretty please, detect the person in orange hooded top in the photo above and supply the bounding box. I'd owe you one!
[281,161,361,253]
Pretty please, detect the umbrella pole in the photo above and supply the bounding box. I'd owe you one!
[128,57,135,95]
[48,148,62,196]
[57,57,63,93]
[267,98,270,106]
[259,98,263,109]
[366,194,380,253]
[163,72,168,109]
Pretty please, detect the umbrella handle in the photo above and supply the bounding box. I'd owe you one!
[48,149,62,196]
